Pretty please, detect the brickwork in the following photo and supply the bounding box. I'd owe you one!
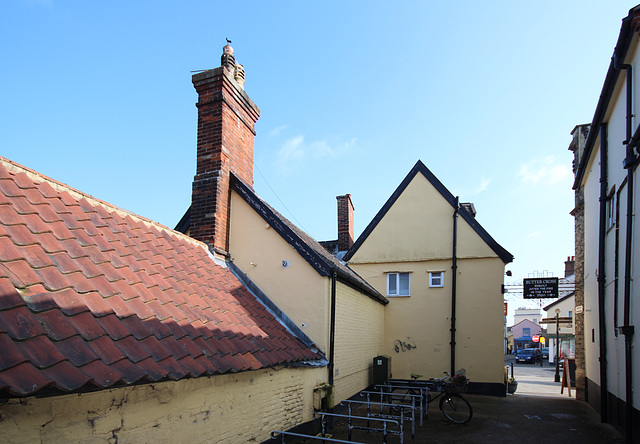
[569,124,588,402]
[0,366,319,443]
[337,194,354,251]
[333,283,385,402]
[190,62,260,255]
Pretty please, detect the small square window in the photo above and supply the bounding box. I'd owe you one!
[429,271,444,288]
[387,272,410,296]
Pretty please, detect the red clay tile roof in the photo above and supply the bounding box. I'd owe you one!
[0,157,322,397]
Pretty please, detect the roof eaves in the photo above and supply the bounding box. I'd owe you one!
[227,260,324,352]
[574,8,639,190]
[343,160,425,261]
[543,292,576,311]
[344,160,513,264]
[230,175,332,276]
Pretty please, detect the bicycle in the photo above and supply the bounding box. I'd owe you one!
[389,372,473,424]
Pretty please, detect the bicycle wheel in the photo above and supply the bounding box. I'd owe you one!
[439,393,472,424]
[391,388,419,413]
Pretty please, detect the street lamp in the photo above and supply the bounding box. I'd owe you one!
[554,309,561,383]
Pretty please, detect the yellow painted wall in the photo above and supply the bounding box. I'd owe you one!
[333,283,385,402]
[348,174,496,264]
[0,366,325,444]
[348,172,507,385]
[229,192,329,352]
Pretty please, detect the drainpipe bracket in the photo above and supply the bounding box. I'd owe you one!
[623,154,638,169]
[618,325,635,336]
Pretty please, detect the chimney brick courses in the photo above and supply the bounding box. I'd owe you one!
[337,194,354,252]
[190,48,260,255]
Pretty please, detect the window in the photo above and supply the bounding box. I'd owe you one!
[568,310,573,318]
[523,328,531,337]
[607,196,616,229]
[607,187,616,229]
[387,272,410,296]
[429,271,444,288]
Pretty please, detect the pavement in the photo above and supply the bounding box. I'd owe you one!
[315,356,625,444]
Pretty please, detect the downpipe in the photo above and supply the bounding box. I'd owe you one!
[450,197,459,376]
[597,124,609,423]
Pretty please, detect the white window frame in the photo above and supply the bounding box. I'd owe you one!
[429,271,444,288]
[387,272,410,297]
[607,189,616,230]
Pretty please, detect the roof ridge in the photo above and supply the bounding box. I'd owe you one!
[0,156,206,251]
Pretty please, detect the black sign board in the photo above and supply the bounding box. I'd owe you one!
[523,277,559,299]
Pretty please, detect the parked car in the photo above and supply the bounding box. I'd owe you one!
[515,348,541,364]
[541,347,549,359]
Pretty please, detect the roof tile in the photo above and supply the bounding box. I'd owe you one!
[87,335,126,364]
[96,314,133,341]
[66,311,107,341]
[0,278,25,310]
[115,336,150,363]
[20,335,67,368]
[0,362,52,395]
[0,158,322,398]
[43,360,91,391]
[48,287,91,316]
[54,335,100,367]
[79,359,123,388]
[119,315,153,340]
[0,332,28,371]
[129,357,168,381]
[0,305,47,339]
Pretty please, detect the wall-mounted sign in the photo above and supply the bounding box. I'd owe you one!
[523,277,559,299]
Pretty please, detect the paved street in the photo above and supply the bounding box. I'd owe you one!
[318,356,625,443]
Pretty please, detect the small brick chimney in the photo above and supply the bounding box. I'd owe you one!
[337,194,354,252]
[565,256,575,278]
[190,43,260,255]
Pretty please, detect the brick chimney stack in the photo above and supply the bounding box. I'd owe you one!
[190,43,260,255]
[565,256,575,278]
[337,194,355,252]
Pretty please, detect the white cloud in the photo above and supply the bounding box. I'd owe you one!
[472,176,491,195]
[525,230,542,240]
[275,135,356,172]
[518,156,573,185]
[269,125,289,137]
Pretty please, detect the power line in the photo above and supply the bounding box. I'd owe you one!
[255,164,310,234]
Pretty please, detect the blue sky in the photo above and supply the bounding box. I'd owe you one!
[2,1,638,323]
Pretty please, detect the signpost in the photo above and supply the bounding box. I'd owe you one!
[540,313,573,382]
[523,277,559,299]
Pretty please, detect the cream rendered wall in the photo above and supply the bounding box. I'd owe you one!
[581,150,601,387]
[229,192,330,352]
[581,37,640,408]
[333,283,385,402]
[349,174,496,264]
[0,366,325,444]
[349,173,506,384]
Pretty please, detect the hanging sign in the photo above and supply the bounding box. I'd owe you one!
[523,277,559,299]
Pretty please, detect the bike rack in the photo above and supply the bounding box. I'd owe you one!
[314,412,402,444]
[270,430,363,443]
[370,385,428,425]
[340,399,416,438]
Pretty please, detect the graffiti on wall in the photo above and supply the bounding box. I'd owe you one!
[393,338,417,353]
